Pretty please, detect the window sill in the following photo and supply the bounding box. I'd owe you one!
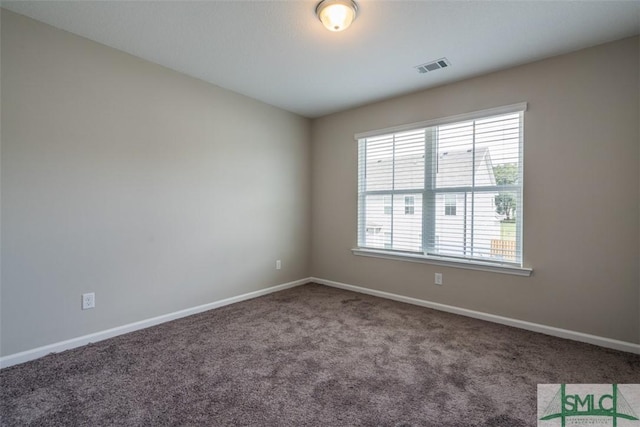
[351,248,532,277]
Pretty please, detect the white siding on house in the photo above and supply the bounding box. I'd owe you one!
[363,147,503,256]
[431,148,502,259]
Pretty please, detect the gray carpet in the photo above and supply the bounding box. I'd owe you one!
[1,283,639,426]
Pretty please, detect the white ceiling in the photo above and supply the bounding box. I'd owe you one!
[3,1,639,118]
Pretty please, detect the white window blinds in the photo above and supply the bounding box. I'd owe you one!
[357,104,525,266]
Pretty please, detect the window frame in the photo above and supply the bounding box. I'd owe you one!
[354,103,531,277]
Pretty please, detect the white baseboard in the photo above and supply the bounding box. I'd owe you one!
[311,277,640,355]
[0,278,311,369]
[4,276,638,369]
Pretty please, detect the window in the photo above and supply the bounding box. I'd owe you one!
[383,196,392,215]
[356,104,526,268]
[444,194,457,216]
[404,196,415,215]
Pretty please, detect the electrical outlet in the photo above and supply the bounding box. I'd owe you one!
[434,273,443,285]
[82,292,95,310]
[276,260,282,270]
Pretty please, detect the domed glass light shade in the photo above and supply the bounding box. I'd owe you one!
[315,0,358,32]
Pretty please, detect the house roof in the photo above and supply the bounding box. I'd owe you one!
[437,148,495,188]
[365,146,497,191]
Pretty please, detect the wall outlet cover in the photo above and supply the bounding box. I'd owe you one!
[82,292,95,310]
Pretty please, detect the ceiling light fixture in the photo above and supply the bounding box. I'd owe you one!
[315,0,358,32]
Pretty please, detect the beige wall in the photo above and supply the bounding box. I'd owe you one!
[2,8,638,358]
[311,37,640,344]
[1,10,311,356]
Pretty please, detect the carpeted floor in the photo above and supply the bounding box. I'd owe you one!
[1,283,639,426]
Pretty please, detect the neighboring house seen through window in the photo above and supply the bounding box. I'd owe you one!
[356,104,525,267]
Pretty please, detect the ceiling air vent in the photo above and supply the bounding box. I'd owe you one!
[414,58,450,74]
